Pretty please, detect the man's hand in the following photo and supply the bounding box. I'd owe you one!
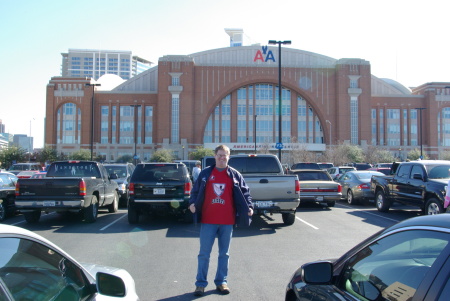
[248,208,253,216]
[189,203,196,213]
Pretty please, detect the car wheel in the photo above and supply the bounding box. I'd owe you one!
[0,202,5,221]
[375,190,390,212]
[84,195,99,223]
[424,198,444,215]
[24,210,41,223]
[108,191,119,213]
[327,201,335,207]
[282,212,296,225]
[128,205,139,224]
[347,190,358,205]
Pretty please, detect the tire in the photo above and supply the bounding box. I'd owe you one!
[282,212,296,225]
[347,190,359,205]
[24,210,41,223]
[84,195,99,223]
[375,190,390,212]
[327,201,335,207]
[108,192,119,213]
[424,198,444,215]
[0,202,6,221]
[128,205,139,224]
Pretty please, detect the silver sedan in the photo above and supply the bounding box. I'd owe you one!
[336,170,384,205]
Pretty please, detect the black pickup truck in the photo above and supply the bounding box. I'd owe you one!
[370,160,450,214]
[15,161,119,223]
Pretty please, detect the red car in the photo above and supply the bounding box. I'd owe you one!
[16,170,41,178]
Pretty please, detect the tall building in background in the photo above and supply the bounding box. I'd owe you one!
[13,134,33,152]
[0,119,5,133]
[61,49,153,80]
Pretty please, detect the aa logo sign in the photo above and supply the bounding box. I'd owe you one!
[253,46,275,63]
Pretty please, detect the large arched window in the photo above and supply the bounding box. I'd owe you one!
[203,84,324,145]
[439,107,450,146]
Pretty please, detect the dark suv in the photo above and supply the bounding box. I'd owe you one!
[128,163,192,224]
[103,163,135,207]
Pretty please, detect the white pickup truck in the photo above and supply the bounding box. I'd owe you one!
[228,154,300,225]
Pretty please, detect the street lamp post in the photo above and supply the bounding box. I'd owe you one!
[415,107,426,159]
[86,83,101,160]
[326,120,332,146]
[29,118,35,162]
[130,104,141,165]
[268,40,291,162]
[254,115,257,153]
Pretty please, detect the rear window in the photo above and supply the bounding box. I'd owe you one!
[104,165,128,178]
[46,162,100,178]
[291,163,321,170]
[132,164,188,181]
[228,156,281,173]
[318,163,334,169]
[293,171,331,181]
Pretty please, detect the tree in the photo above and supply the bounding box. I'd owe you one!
[0,146,28,169]
[364,146,395,164]
[116,154,133,163]
[37,147,58,164]
[189,146,214,160]
[407,148,429,161]
[70,149,91,160]
[151,149,174,162]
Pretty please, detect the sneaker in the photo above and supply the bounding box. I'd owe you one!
[216,284,230,295]
[194,286,205,296]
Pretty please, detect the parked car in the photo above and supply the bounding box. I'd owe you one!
[327,166,356,180]
[7,163,43,175]
[351,162,373,170]
[16,170,41,178]
[285,214,450,301]
[0,223,139,300]
[317,162,334,170]
[30,172,47,179]
[371,160,450,214]
[103,163,135,207]
[367,166,391,175]
[128,162,192,224]
[0,172,18,221]
[290,169,341,208]
[336,170,384,205]
[291,162,321,170]
[372,162,393,169]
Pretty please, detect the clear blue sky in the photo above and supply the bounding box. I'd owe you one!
[1,0,449,148]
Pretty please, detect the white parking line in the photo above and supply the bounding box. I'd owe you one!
[338,203,400,223]
[100,213,128,231]
[296,217,319,230]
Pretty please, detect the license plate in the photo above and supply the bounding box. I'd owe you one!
[154,188,165,195]
[43,201,55,206]
[315,196,324,201]
[255,201,273,208]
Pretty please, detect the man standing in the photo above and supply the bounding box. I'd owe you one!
[192,161,201,183]
[189,145,253,296]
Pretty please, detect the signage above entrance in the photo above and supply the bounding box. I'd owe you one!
[253,46,275,63]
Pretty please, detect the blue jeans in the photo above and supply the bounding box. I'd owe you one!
[195,223,233,287]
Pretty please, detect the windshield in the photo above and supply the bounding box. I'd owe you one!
[104,166,127,178]
[356,172,383,180]
[425,164,450,179]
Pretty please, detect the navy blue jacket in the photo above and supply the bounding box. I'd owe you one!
[189,164,253,227]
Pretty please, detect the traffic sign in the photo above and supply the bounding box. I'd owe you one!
[275,142,284,150]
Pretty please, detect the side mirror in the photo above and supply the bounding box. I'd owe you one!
[96,272,126,297]
[302,261,333,284]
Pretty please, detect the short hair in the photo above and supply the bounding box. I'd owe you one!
[214,144,230,155]
[196,161,201,166]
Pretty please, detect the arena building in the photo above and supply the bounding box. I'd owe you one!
[45,44,450,163]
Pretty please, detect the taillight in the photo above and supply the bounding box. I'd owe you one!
[129,183,134,195]
[79,179,86,196]
[295,179,300,195]
[338,184,342,193]
[359,183,370,190]
[15,182,19,196]
[185,182,192,195]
